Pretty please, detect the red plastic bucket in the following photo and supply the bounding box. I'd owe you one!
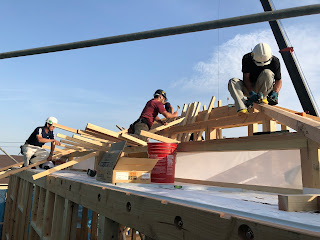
[147,143,177,183]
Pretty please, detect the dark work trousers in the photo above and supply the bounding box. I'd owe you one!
[132,122,149,142]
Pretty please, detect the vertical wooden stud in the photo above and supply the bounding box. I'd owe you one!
[248,123,258,136]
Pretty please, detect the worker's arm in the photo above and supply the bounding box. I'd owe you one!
[47,141,56,161]
[36,135,61,146]
[273,79,282,93]
[243,73,253,93]
[162,110,179,119]
[154,116,168,125]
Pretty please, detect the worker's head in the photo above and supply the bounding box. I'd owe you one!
[45,117,58,131]
[252,43,272,66]
[154,89,167,104]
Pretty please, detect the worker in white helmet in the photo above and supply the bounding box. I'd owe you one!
[21,117,61,167]
[228,43,282,115]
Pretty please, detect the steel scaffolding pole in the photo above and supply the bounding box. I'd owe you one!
[260,0,319,116]
[0,4,319,60]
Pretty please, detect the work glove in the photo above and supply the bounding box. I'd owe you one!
[269,91,278,101]
[249,91,259,103]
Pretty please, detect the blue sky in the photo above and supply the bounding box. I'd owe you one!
[1,0,320,155]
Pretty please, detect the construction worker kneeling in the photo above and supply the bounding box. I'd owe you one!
[128,89,179,141]
[21,117,61,168]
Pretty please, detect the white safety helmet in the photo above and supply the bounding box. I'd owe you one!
[46,117,58,125]
[252,43,272,66]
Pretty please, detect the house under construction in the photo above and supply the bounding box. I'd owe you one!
[0,2,319,240]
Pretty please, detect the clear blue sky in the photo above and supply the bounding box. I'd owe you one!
[1,0,320,155]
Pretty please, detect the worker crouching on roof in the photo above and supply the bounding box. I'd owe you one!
[21,117,61,167]
[228,43,282,115]
[129,89,179,141]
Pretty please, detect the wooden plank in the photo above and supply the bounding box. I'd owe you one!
[72,134,110,147]
[42,190,55,238]
[57,133,108,151]
[263,119,277,132]
[160,112,268,136]
[43,144,64,152]
[216,100,223,139]
[51,194,65,239]
[140,130,180,144]
[149,117,185,133]
[185,102,201,142]
[275,106,320,122]
[248,123,259,136]
[60,139,103,151]
[61,200,79,240]
[29,185,40,239]
[90,211,98,240]
[53,123,78,133]
[120,133,148,146]
[78,130,113,143]
[32,151,99,180]
[176,178,302,194]
[97,216,119,240]
[300,139,320,189]
[22,181,33,240]
[197,96,215,141]
[0,162,23,172]
[80,207,89,240]
[36,187,47,229]
[16,170,320,240]
[278,194,320,212]
[176,103,192,141]
[254,103,320,144]
[177,132,307,152]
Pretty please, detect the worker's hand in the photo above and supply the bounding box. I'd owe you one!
[173,111,179,118]
[47,155,53,161]
[249,91,259,103]
[53,140,61,146]
[269,91,278,101]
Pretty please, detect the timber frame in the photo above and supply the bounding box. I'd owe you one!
[2,96,320,239]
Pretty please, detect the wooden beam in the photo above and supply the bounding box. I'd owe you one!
[53,123,77,134]
[255,103,320,144]
[248,123,258,136]
[197,96,215,141]
[185,102,201,142]
[72,134,110,148]
[32,151,99,180]
[160,112,268,136]
[176,178,302,194]
[120,133,148,146]
[177,132,307,152]
[0,162,23,172]
[300,139,320,189]
[149,117,185,133]
[278,194,320,212]
[177,103,194,141]
[57,133,108,151]
[42,145,63,152]
[140,131,180,144]
[77,130,114,143]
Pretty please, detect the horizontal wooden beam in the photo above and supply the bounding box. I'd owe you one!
[52,123,77,133]
[176,178,302,194]
[32,151,99,180]
[140,131,180,143]
[177,132,307,152]
[278,194,320,212]
[159,112,268,135]
[255,104,320,144]
[149,117,185,133]
[57,133,108,151]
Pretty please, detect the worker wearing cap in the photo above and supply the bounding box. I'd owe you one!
[21,117,61,167]
[129,89,179,141]
[228,43,282,115]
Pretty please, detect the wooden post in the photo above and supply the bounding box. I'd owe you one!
[51,194,65,239]
[248,123,258,136]
[91,211,99,240]
[98,216,119,240]
[42,190,55,238]
[262,119,277,132]
[300,139,320,192]
[216,100,223,139]
[80,207,89,240]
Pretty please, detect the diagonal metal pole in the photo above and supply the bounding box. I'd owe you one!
[260,0,319,116]
[0,4,319,60]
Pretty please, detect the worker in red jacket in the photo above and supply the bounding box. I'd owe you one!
[129,89,178,141]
